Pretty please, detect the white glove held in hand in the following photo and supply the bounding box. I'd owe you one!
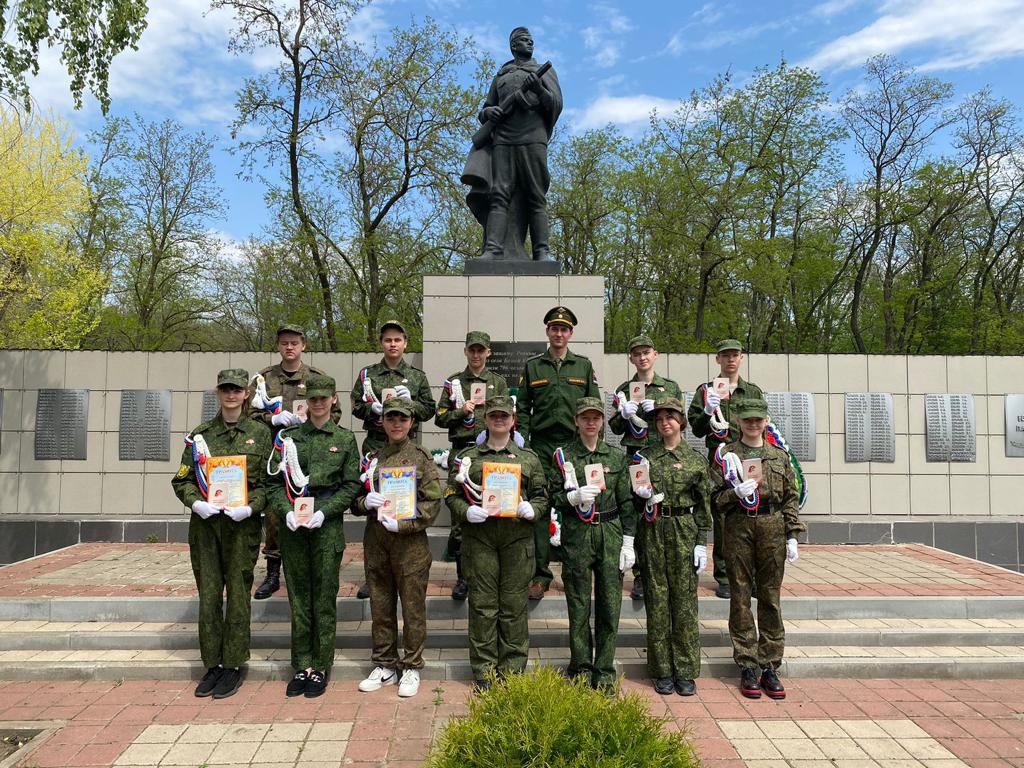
[517,500,535,520]
[634,484,653,500]
[619,400,639,420]
[693,544,708,572]
[734,479,758,498]
[379,515,399,533]
[704,390,721,415]
[567,484,600,508]
[513,431,526,448]
[192,500,219,519]
[371,401,384,416]
[641,398,655,413]
[619,535,636,571]
[393,384,411,400]
[787,538,799,562]
[272,411,301,427]
[364,491,385,510]
[466,505,488,524]
[224,505,252,522]
[306,510,325,529]
[285,511,300,531]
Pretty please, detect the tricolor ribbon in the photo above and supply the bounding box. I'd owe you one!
[267,429,309,503]
[612,391,649,439]
[765,422,808,509]
[445,378,475,428]
[250,374,283,415]
[454,456,482,504]
[555,447,595,524]
[184,434,211,499]
[714,444,759,512]
[359,454,379,493]
[361,369,383,426]
[702,383,730,441]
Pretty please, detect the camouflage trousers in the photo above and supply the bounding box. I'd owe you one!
[188,512,261,668]
[725,511,787,670]
[280,523,344,672]
[261,509,281,561]
[463,521,534,678]
[363,521,432,671]
[638,513,701,680]
[528,435,567,587]
[561,515,624,688]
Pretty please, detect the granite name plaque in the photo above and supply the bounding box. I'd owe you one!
[35,389,89,460]
[764,392,817,461]
[201,391,219,423]
[119,390,171,461]
[925,394,976,463]
[844,393,895,463]
[603,392,623,449]
[1007,395,1024,458]
[488,342,547,394]
[680,392,710,455]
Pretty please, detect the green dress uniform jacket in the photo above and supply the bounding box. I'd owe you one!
[435,367,509,448]
[710,440,805,671]
[444,441,548,678]
[608,373,683,453]
[350,358,435,454]
[550,438,634,688]
[171,413,272,669]
[267,419,362,672]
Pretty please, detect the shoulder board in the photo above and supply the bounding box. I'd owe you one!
[525,353,544,362]
[189,422,213,439]
[259,364,275,375]
[308,365,326,375]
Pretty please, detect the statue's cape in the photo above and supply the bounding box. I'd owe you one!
[495,57,562,138]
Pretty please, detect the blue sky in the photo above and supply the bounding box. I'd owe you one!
[28,0,1024,243]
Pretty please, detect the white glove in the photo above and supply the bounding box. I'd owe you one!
[618,400,639,419]
[517,500,535,520]
[640,398,655,413]
[285,511,300,531]
[618,535,636,571]
[364,491,385,510]
[734,479,758,498]
[513,431,526,448]
[370,401,383,416]
[306,510,325,529]
[271,411,301,427]
[787,538,799,562]
[567,484,600,508]
[693,544,708,573]
[380,515,399,533]
[466,505,488,524]
[393,384,411,400]
[192,500,220,519]
[634,484,653,500]
[704,390,721,415]
[224,505,252,522]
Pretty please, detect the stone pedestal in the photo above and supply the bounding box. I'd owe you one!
[464,259,560,276]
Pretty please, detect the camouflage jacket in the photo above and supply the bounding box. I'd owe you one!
[687,376,765,454]
[635,441,713,542]
[517,348,600,447]
[350,358,435,443]
[435,367,509,447]
[608,372,683,452]
[171,413,273,514]
[252,362,342,434]
[709,440,805,538]
[354,437,442,534]
[550,438,636,537]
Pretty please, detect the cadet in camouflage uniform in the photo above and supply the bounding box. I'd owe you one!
[710,398,804,700]
[435,331,510,601]
[171,369,273,700]
[609,334,683,601]
[550,397,634,691]
[516,306,600,600]
[251,324,342,600]
[634,397,712,696]
[444,396,547,689]
[267,375,361,698]
[355,399,442,699]
[687,339,765,599]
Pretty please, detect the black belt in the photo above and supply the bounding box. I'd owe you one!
[729,507,777,518]
[651,505,693,518]
[576,508,619,524]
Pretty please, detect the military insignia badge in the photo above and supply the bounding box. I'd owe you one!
[673,463,683,469]
[176,464,189,478]
[330,446,338,452]
[246,438,255,445]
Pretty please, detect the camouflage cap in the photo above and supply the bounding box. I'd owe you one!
[716,338,744,353]
[379,320,408,337]
[575,396,605,416]
[276,323,305,337]
[465,330,491,348]
[382,399,415,417]
[543,305,577,328]
[628,334,656,351]
[217,369,249,389]
[305,374,336,398]
[651,396,685,416]
[484,395,515,416]
[735,398,769,420]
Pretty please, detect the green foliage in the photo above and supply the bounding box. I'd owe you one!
[425,667,698,768]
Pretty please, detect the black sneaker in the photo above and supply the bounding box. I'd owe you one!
[715,583,731,599]
[674,678,697,696]
[760,666,786,700]
[630,574,645,601]
[212,667,242,699]
[451,578,468,600]
[740,667,762,699]
[356,582,370,600]
[654,677,674,695]
[305,669,328,698]
[286,670,308,698]
[194,666,223,698]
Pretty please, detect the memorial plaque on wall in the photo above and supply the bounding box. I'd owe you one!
[201,391,219,423]
[488,342,547,393]
[119,390,171,461]
[925,394,976,462]
[764,392,817,461]
[35,389,89,460]
[1007,395,1024,458]
[602,392,623,449]
[680,392,710,455]
[844,393,895,463]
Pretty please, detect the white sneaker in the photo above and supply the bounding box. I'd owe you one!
[358,666,397,692]
[397,669,420,698]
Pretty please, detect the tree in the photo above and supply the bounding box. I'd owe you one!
[0,0,148,111]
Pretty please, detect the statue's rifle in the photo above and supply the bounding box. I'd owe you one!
[471,61,553,149]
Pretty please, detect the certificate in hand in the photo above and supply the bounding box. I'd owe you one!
[294,497,315,525]
[584,463,606,491]
[742,458,763,486]
[628,464,650,492]
[629,382,645,402]
[379,466,418,520]
[206,455,248,508]
[481,462,522,517]
[470,382,488,404]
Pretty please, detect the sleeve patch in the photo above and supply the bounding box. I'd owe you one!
[176,464,190,478]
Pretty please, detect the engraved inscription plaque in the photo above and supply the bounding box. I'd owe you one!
[764,392,817,461]
[680,392,710,455]
[488,342,547,394]
[119,390,171,461]
[1007,395,1024,458]
[35,389,89,460]
[925,394,976,463]
[844,393,895,463]
[201,391,219,423]
[603,392,623,449]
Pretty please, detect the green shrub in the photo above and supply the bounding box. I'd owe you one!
[425,667,699,768]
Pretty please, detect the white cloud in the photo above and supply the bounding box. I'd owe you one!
[580,3,634,69]
[666,20,787,54]
[573,94,678,131]
[811,0,864,19]
[804,0,1024,72]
